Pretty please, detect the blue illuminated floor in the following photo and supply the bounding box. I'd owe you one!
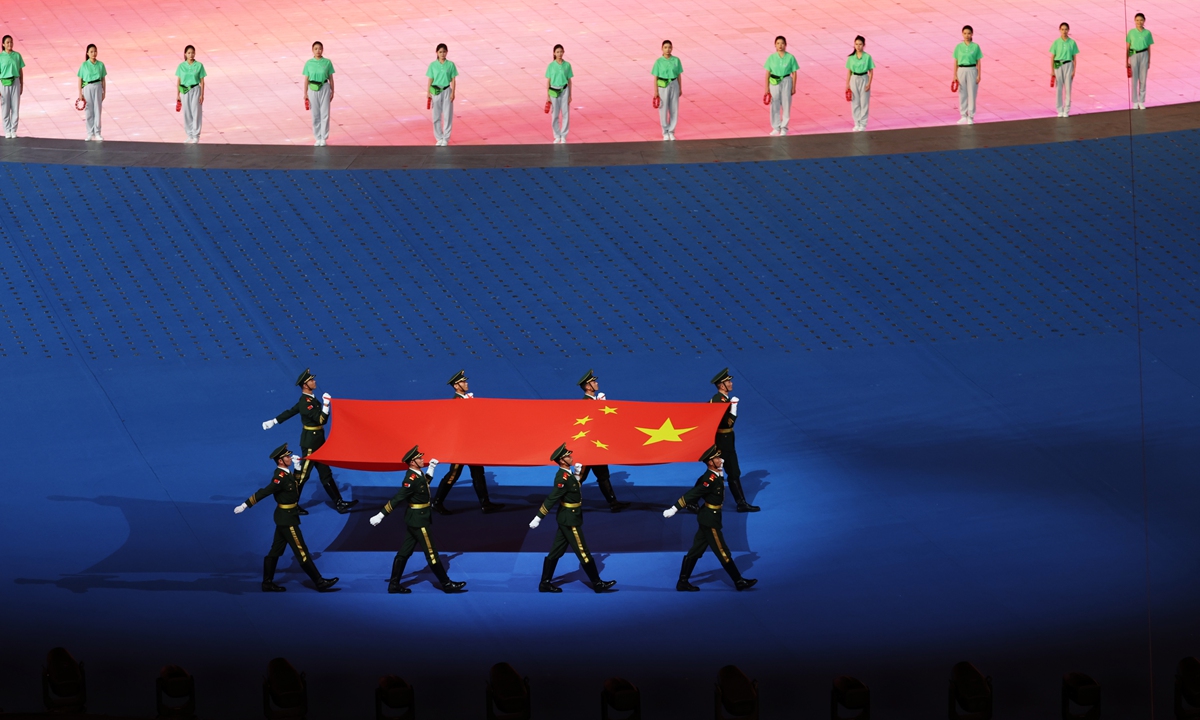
[0,130,1198,718]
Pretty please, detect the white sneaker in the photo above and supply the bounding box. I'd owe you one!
[966,118,974,125]
[769,129,779,136]
[662,134,669,141]
[1063,110,1069,117]
[1138,103,1145,110]
[956,117,967,125]
[669,132,675,141]
[95,135,103,141]
[779,129,787,136]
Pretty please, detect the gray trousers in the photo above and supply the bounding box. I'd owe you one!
[0,80,19,134]
[1054,62,1074,114]
[768,76,792,132]
[181,87,202,140]
[657,78,679,134]
[550,89,570,139]
[83,82,103,138]
[431,89,453,142]
[956,66,978,119]
[1130,51,1149,105]
[307,83,331,142]
[850,74,870,128]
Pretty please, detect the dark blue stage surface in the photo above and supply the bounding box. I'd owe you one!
[1,131,1198,718]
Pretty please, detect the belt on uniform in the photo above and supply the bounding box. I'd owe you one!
[957,64,976,68]
[302,425,324,431]
[851,71,869,76]
[717,428,734,434]
[409,502,431,509]
[704,503,723,510]
[277,503,298,509]
[561,501,582,508]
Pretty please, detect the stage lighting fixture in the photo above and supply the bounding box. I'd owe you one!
[1176,657,1200,719]
[376,675,415,720]
[831,675,870,719]
[948,661,992,720]
[156,665,197,719]
[601,677,641,719]
[715,665,759,720]
[262,657,308,719]
[1061,672,1100,720]
[486,662,531,720]
[42,647,86,714]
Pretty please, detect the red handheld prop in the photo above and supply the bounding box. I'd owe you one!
[1050,75,1056,88]
[845,88,853,102]
[427,96,432,109]
[544,100,551,114]
[762,93,770,106]
[1127,66,1133,78]
[951,79,959,93]
[652,96,660,109]
[75,98,87,111]
[305,97,310,111]
[176,99,182,112]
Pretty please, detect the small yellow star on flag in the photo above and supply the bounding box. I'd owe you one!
[601,406,618,415]
[593,440,609,449]
[635,418,697,445]
[572,431,589,440]
[574,416,593,426]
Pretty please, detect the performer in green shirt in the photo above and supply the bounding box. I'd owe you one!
[763,36,799,136]
[651,40,682,141]
[1049,24,1080,117]
[1126,13,1153,109]
[545,44,573,143]
[0,35,25,139]
[426,44,458,146]
[175,45,207,143]
[302,41,335,146]
[952,26,982,125]
[77,44,107,141]
[844,35,875,132]
[529,444,617,593]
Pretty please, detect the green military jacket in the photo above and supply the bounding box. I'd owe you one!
[382,469,434,528]
[247,467,302,527]
[709,392,736,435]
[675,469,726,529]
[537,467,584,527]
[274,393,328,447]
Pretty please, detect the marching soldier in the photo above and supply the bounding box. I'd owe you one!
[663,445,757,591]
[709,368,759,512]
[370,446,466,594]
[234,444,339,592]
[430,370,505,515]
[577,369,631,512]
[529,443,617,593]
[262,369,357,514]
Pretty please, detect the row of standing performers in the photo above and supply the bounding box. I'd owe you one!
[234,367,759,593]
[0,17,1156,144]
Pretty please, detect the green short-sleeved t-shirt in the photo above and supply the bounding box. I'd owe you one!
[764,52,799,77]
[545,60,573,87]
[0,51,25,79]
[1126,28,1154,51]
[426,60,458,87]
[953,42,983,65]
[845,52,875,74]
[651,56,682,80]
[1049,38,1079,61]
[303,57,334,83]
[176,61,207,86]
[78,60,107,83]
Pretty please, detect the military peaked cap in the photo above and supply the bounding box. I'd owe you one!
[710,367,733,385]
[577,369,597,388]
[270,443,292,461]
[699,445,722,463]
[402,445,423,464]
[447,369,467,386]
[295,368,315,386]
[550,443,572,463]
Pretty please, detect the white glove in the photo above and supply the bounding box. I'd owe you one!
[466,392,475,399]
[322,393,332,402]
[370,512,385,526]
[728,399,739,417]
[529,516,541,529]
[730,396,739,404]
[234,503,247,514]
[596,392,606,400]
[572,462,583,475]
[292,455,303,470]
[663,506,678,518]
[262,419,277,430]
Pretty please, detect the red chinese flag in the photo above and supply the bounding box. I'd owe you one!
[307,398,727,471]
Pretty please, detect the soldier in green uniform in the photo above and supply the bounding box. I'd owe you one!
[709,368,759,512]
[529,443,617,593]
[234,443,339,592]
[430,370,505,515]
[577,369,631,512]
[262,368,357,514]
[663,445,757,591]
[370,446,466,594]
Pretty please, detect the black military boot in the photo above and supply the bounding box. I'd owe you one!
[676,556,699,592]
[301,559,339,592]
[727,477,760,513]
[582,561,616,593]
[431,479,453,516]
[431,563,466,593]
[721,560,756,591]
[262,556,286,592]
[473,471,505,514]
[539,557,561,593]
[597,477,631,512]
[388,556,410,594]
[321,477,358,514]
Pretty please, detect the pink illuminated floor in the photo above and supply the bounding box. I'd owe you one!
[3,0,1196,146]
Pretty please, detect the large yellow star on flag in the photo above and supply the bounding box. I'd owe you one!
[572,430,589,440]
[601,406,618,415]
[635,418,697,445]
[593,440,609,449]
[574,415,593,426]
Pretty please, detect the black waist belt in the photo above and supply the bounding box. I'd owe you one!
[84,78,102,85]
[769,74,782,80]
[180,83,199,89]
[957,64,976,68]
[550,85,566,92]
[1134,48,1149,54]
[1054,60,1072,67]
[851,71,869,76]
[432,84,447,91]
